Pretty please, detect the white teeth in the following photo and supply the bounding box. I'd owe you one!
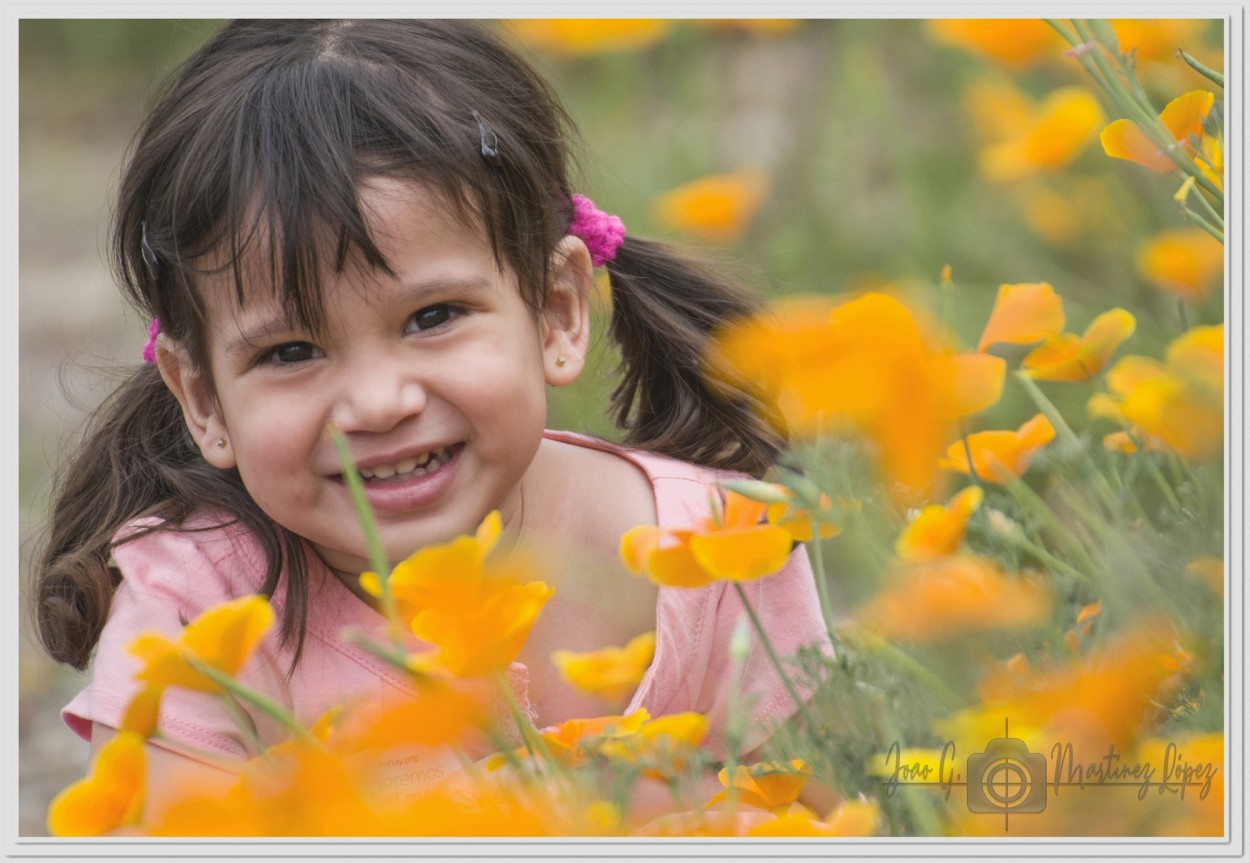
[358,446,452,480]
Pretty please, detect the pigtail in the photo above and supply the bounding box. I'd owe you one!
[32,364,308,672]
[605,236,785,478]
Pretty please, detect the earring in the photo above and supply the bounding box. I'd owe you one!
[556,356,567,367]
[215,437,227,448]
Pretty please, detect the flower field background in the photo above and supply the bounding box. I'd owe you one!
[18,19,1227,839]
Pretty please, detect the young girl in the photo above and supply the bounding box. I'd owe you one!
[34,19,829,804]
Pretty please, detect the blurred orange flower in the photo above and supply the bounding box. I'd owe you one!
[895,486,984,560]
[708,760,812,811]
[711,292,1005,498]
[763,486,843,543]
[1021,308,1137,381]
[927,19,1065,69]
[128,594,274,695]
[1186,555,1223,596]
[939,414,1056,483]
[621,491,793,588]
[652,168,769,243]
[507,19,671,56]
[979,87,1105,181]
[598,711,709,771]
[854,555,1051,642]
[1089,325,1223,462]
[552,631,656,703]
[362,512,555,678]
[746,799,880,837]
[953,622,1191,754]
[47,730,146,837]
[1136,227,1223,301]
[1101,90,1215,172]
[978,282,1066,352]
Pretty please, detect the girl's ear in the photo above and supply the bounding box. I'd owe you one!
[154,335,237,470]
[540,235,593,387]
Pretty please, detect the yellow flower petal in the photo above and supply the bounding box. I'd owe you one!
[928,19,1064,69]
[1101,90,1215,172]
[896,486,984,560]
[507,19,672,57]
[981,87,1104,180]
[1136,228,1223,301]
[652,168,769,243]
[689,525,793,582]
[978,282,1065,351]
[1023,308,1136,381]
[551,631,656,703]
[939,414,1056,484]
[47,731,146,837]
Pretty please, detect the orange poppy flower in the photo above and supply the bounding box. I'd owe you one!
[1021,308,1137,381]
[707,759,813,811]
[895,486,984,560]
[977,282,1066,352]
[506,19,671,57]
[710,292,1005,499]
[927,19,1065,69]
[362,512,554,678]
[939,414,1056,483]
[620,490,793,588]
[1136,228,1223,302]
[652,168,769,243]
[47,731,146,836]
[1089,325,1223,462]
[551,631,656,703]
[127,594,274,695]
[854,555,1051,642]
[979,87,1105,181]
[1101,90,1216,172]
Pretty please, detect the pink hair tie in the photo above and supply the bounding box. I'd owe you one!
[142,317,161,364]
[569,194,625,268]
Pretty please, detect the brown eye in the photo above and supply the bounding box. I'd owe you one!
[264,342,322,364]
[407,304,459,333]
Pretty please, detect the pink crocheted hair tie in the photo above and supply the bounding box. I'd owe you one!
[141,317,161,364]
[569,194,625,268]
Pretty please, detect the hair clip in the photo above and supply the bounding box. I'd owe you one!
[472,109,502,166]
[140,220,160,278]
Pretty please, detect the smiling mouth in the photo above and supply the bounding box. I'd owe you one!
[356,443,463,481]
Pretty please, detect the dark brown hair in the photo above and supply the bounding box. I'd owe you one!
[34,19,783,672]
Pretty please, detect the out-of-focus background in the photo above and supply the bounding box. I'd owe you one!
[18,19,1224,836]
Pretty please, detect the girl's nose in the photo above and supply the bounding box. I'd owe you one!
[330,366,427,433]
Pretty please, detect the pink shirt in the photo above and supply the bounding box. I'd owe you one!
[64,431,831,761]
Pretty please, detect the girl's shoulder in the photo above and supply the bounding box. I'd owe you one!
[541,429,750,531]
[109,508,274,606]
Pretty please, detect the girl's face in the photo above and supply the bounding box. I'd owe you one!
[159,178,591,576]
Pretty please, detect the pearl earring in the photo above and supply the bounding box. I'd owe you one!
[215,438,227,448]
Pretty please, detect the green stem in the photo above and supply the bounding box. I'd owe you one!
[731,582,817,733]
[491,667,557,777]
[1180,203,1225,244]
[1044,18,1078,45]
[1068,20,1223,204]
[838,625,963,711]
[1014,372,1119,514]
[343,629,424,676]
[808,522,838,648]
[1001,476,1102,580]
[1011,533,1096,587]
[189,659,315,744]
[1187,176,1225,227]
[218,690,265,756]
[1178,48,1224,88]
[329,426,400,634]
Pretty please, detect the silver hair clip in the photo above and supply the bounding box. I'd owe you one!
[472,110,501,166]
[140,220,160,278]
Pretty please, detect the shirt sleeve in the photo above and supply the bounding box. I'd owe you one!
[61,521,282,764]
[695,546,832,756]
